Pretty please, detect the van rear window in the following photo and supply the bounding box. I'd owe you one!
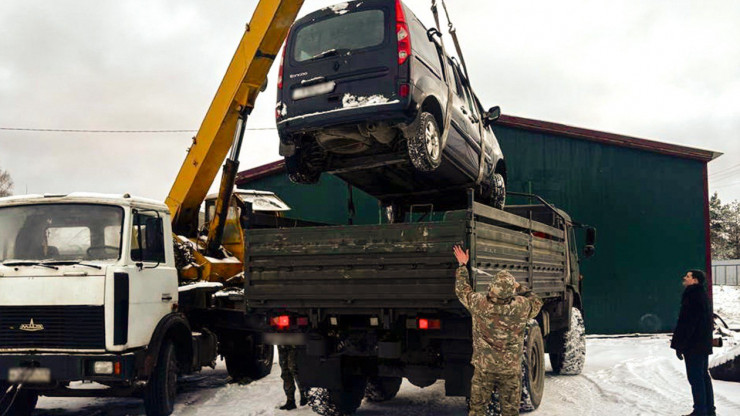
[293,10,385,62]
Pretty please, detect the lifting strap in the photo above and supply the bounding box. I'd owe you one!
[431,0,488,185]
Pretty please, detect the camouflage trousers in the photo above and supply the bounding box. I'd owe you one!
[278,346,306,400]
[469,368,521,416]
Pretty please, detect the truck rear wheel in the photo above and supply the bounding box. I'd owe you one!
[549,307,586,375]
[520,320,545,412]
[408,112,442,171]
[0,383,38,416]
[144,340,179,416]
[225,342,274,381]
[365,376,402,402]
[308,375,367,416]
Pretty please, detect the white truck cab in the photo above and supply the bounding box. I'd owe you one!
[0,193,215,416]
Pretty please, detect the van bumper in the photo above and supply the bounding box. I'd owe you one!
[277,100,412,137]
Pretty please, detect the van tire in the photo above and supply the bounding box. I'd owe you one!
[491,173,506,210]
[144,340,178,416]
[408,112,442,171]
[0,383,38,416]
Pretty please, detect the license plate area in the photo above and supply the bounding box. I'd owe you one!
[292,81,336,100]
[8,367,51,384]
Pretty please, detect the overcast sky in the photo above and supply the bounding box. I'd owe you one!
[1,0,739,203]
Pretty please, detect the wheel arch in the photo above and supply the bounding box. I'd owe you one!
[494,159,507,185]
[420,95,444,136]
[143,313,194,378]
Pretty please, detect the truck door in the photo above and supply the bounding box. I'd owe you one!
[124,210,177,348]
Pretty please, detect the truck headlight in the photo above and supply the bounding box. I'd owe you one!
[93,361,114,375]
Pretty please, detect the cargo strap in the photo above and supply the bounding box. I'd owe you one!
[432,0,488,185]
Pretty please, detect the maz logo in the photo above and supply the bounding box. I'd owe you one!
[19,319,44,332]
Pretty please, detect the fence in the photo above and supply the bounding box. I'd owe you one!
[712,260,740,286]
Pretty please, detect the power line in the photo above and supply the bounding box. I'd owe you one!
[710,162,740,177]
[0,127,277,133]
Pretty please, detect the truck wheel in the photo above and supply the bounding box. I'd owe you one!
[490,173,506,210]
[308,376,367,415]
[365,376,402,402]
[520,320,545,412]
[0,383,38,416]
[225,342,274,381]
[549,307,586,375]
[144,340,179,416]
[408,112,442,171]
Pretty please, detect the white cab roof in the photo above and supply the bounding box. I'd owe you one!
[0,192,168,212]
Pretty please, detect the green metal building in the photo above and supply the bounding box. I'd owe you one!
[236,115,720,334]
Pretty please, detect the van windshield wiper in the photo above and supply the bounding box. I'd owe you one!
[307,48,350,61]
[1,260,58,270]
[40,260,103,270]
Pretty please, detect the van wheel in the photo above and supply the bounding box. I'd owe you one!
[144,340,179,416]
[0,383,38,416]
[549,307,586,375]
[408,112,442,171]
[520,320,545,411]
[365,376,402,402]
[490,173,506,210]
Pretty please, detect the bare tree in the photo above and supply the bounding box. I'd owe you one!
[0,167,13,197]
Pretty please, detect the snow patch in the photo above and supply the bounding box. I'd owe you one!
[213,287,244,298]
[178,281,223,292]
[277,99,400,125]
[276,101,287,117]
[342,93,390,108]
[328,2,350,15]
[710,343,740,368]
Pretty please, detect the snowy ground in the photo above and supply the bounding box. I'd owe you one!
[33,286,740,415]
[714,285,740,328]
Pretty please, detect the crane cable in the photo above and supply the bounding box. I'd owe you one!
[431,0,488,185]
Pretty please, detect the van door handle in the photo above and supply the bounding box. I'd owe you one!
[460,106,467,115]
[161,294,172,302]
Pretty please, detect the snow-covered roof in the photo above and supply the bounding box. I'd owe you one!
[0,192,167,211]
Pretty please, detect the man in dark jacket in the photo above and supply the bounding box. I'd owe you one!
[670,269,715,416]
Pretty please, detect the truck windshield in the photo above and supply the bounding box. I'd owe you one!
[293,9,385,62]
[0,203,124,262]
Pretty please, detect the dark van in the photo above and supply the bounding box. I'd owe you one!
[276,0,506,209]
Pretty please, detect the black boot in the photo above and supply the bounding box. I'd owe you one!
[280,399,297,410]
[299,390,308,406]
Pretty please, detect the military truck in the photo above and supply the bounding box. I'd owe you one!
[243,190,595,415]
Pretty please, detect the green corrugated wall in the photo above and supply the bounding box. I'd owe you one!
[240,127,708,334]
[493,125,707,334]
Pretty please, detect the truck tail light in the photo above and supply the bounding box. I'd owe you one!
[114,361,122,375]
[297,317,309,327]
[395,0,411,65]
[270,315,290,330]
[418,318,441,330]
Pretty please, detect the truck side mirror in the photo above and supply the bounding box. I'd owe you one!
[583,227,596,258]
[484,106,501,124]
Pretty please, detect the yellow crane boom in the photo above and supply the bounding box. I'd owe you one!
[165,0,303,239]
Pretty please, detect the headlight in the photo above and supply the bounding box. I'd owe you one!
[93,361,114,374]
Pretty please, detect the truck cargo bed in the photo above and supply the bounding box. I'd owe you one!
[245,200,568,312]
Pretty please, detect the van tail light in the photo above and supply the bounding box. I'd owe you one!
[418,318,441,330]
[395,0,411,65]
[270,315,290,330]
[277,40,287,90]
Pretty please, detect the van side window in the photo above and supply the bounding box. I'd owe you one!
[131,212,165,263]
[449,61,463,98]
[459,70,480,120]
[408,15,443,75]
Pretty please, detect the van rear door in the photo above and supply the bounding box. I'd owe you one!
[279,0,400,120]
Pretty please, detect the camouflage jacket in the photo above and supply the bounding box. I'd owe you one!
[455,265,543,374]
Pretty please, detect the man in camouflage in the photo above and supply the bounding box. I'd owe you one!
[453,245,543,416]
[278,345,308,410]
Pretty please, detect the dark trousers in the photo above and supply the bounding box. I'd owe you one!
[684,353,715,415]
